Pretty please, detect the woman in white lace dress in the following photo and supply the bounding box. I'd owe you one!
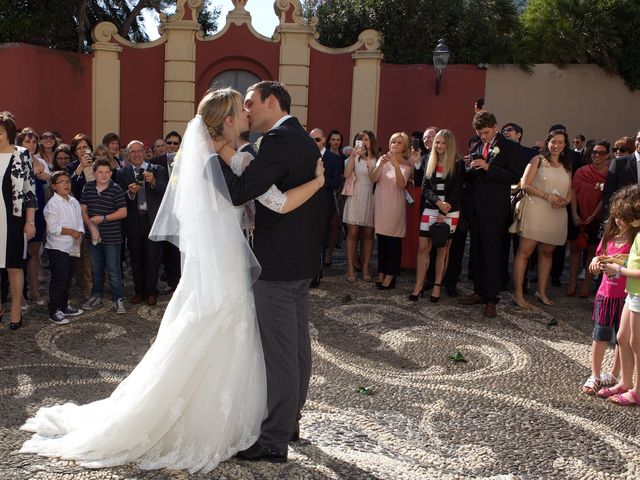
[19,88,324,474]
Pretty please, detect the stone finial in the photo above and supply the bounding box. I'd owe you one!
[231,0,248,10]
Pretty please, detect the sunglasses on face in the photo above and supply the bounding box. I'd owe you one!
[592,150,608,156]
[612,147,627,153]
[313,137,322,143]
[166,141,180,146]
[41,134,55,140]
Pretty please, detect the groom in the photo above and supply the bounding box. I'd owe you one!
[220,81,325,462]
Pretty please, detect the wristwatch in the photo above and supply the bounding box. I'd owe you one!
[103,215,108,224]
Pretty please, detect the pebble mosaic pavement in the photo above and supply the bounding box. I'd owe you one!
[1,255,639,479]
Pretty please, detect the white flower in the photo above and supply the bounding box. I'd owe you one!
[491,146,500,156]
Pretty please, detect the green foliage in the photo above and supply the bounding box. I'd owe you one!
[0,0,220,52]
[309,0,523,64]
[308,0,640,90]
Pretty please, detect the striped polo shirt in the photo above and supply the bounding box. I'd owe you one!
[80,180,126,244]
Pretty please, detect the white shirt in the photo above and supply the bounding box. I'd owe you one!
[269,114,292,132]
[44,193,84,255]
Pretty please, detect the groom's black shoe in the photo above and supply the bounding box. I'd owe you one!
[235,442,287,463]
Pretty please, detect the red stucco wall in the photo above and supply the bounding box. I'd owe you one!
[307,48,354,141]
[195,24,280,101]
[377,64,486,153]
[0,43,91,143]
[118,42,165,146]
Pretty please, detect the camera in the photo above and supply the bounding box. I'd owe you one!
[412,138,420,150]
[135,168,145,185]
[468,152,482,160]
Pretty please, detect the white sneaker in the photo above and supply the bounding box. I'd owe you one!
[62,305,84,317]
[82,295,103,310]
[114,298,126,314]
[48,310,70,325]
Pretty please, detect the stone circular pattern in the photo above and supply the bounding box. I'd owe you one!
[2,264,640,479]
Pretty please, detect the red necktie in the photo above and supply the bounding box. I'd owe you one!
[482,143,489,160]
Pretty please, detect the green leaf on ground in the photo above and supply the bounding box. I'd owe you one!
[448,351,467,363]
[356,385,376,395]
[547,318,558,327]
[341,295,352,303]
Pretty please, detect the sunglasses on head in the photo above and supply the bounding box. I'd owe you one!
[502,127,515,133]
[612,147,627,153]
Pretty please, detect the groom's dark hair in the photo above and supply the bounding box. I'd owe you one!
[248,81,291,114]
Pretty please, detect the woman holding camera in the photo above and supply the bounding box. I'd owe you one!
[409,129,464,302]
[512,130,572,308]
[371,132,412,289]
[342,130,378,282]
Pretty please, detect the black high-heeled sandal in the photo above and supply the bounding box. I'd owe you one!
[430,284,441,303]
[378,277,396,290]
[9,316,23,331]
[409,286,425,302]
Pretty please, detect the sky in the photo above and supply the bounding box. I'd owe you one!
[143,1,280,40]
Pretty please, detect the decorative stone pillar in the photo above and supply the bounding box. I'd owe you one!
[91,22,123,143]
[161,0,203,136]
[274,0,316,127]
[349,30,383,142]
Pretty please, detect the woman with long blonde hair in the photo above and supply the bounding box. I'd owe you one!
[410,129,464,301]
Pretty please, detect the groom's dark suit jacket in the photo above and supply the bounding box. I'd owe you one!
[220,116,325,281]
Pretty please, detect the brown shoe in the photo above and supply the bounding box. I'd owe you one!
[483,303,497,318]
[459,293,484,305]
[131,293,145,304]
[146,294,158,306]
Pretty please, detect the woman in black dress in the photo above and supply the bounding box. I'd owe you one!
[0,114,37,329]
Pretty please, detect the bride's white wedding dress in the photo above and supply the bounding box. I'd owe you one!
[19,118,286,473]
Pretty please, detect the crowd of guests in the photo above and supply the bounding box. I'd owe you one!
[312,107,640,406]
[2,103,640,406]
[0,110,183,330]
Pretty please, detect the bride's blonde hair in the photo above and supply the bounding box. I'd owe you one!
[197,88,244,141]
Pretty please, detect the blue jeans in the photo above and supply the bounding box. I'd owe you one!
[88,242,123,300]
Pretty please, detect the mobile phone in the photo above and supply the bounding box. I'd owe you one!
[355,140,363,148]
[412,138,420,150]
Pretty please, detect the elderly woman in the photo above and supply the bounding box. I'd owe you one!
[512,130,572,308]
[18,128,51,306]
[371,132,413,289]
[567,140,610,297]
[0,114,37,329]
[409,129,464,302]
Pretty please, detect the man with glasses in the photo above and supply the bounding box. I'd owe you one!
[573,135,586,155]
[165,131,181,153]
[603,129,640,221]
[117,141,168,306]
[309,128,341,287]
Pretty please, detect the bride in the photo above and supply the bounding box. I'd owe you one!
[19,88,324,473]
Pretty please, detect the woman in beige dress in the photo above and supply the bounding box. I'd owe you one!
[512,130,572,308]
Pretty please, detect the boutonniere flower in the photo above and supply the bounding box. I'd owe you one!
[491,146,500,156]
[253,136,262,153]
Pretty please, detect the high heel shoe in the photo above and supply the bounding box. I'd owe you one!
[409,286,425,302]
[9,317,23,330]
[378,277,396,290]
[430,284,441,303]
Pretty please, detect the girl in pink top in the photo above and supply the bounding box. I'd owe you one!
[582,188,638,395]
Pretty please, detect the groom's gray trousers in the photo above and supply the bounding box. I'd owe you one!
[253,278,311,453]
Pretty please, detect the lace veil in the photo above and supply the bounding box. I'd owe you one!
[150,116,261,311]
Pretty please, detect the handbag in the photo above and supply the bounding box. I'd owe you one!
[508,192,528,234]
[430,221,450,248]
[510,184,524,215]
[574,225,589,250]
[341,172,356,196]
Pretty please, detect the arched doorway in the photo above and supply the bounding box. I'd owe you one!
[209,69,261,94]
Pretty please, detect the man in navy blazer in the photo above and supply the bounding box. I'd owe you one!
[117,141,168,306]
[220,81,324,463]
[309,127,342,286]
[602,130,639,222]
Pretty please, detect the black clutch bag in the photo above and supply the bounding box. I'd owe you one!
[429,222,450,248]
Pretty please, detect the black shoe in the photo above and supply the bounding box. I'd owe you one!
[309,277,321,288]
[378,277,396,290]
[9,317,23,330]
[235,442,287,463]
[430,283,441,303]
[408,287,425,302]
